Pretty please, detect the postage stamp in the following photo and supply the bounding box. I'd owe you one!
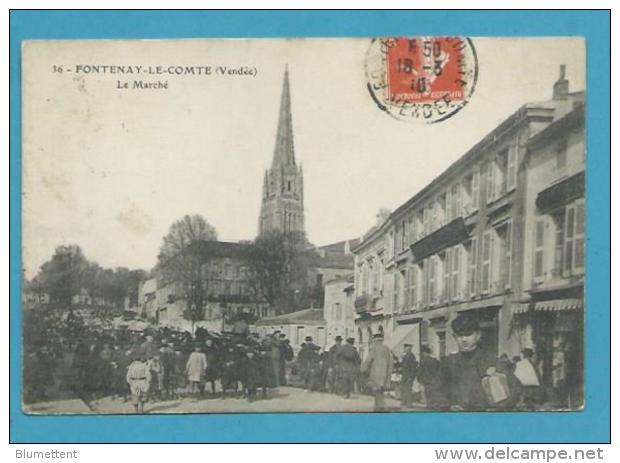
[365,37,478,123]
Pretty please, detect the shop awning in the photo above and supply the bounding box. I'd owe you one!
[533,298,583,312]
[384,324,417,351]
[512,303,531,314]
[410,217,469,261]
[535,171,584,213]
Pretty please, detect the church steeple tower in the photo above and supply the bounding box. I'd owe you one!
[259,66,305,237]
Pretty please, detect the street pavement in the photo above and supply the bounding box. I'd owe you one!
[33,387,426,414]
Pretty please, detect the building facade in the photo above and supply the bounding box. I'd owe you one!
[253,308,327,351]
[352,67,585,372]
[323,274,356,344]
[139,241,272,332]
[517,95,585,407]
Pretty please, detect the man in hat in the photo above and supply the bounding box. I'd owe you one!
[241,347,262,402]
[417,344,448,410]
[337,337,361,398]
[327,336,343,393]
[185,344,207,397]
[126,349,151,414]
[278,334,294,386]
[514,348,543,408]
[399,343,418,409]
[269,332,281,387]
[444,313,518,410]
[361,332,393,411]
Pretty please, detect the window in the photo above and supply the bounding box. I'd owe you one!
[394,223,400,254]
[361,264,368,294]
[495,221,512,290]
[552,209,565,276]
[393,272,399,312]
[436,193,447,228]
[451,183,461,220]
[493,149,508,200]
[372,261,380,294]
[534,218,546,280]
[408,216,415,245]
[296,326,304,345]
[416,209,425,240]
[333,303,342,320]
[400,219,407,252]
[429,256,437,305]
[468,237,478,297]
[481,230,494,293]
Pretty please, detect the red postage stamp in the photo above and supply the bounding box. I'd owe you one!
[365,36,478,123]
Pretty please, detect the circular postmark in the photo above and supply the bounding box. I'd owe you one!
[365,37,478,124]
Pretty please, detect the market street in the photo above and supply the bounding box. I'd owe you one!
[25,386,425,414]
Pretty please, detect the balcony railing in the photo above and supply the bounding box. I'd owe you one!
[354,294,369,312]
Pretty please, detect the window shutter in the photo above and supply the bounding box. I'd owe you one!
[487,161,496,204]
[481,231,492,293]
[472,167,480,212]
[564,205,575,274]
[443,249,451,302]
[505,221,513,289]
[453,183,461,219]
[574,201,585,271]
[429,257,436,305]
[469,237,478,297]
[411,265,417,309]
[534,218,545,279]
[507,143,517,191]
[452,245,461,301]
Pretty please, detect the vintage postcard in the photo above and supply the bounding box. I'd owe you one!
[21,37,585,414]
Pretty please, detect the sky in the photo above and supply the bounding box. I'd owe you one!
[21,37,585,278]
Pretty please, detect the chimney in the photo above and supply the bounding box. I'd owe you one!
[553,64,569,100]
[376,208,392,226]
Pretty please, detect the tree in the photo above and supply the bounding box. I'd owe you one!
[247,230,313,315]
[38,245,90,307]
[31,245,147,311]
[157,214,218,332]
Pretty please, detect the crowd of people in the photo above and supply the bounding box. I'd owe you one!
[23,308,551,413]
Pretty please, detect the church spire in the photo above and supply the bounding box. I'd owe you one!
[258,65,306,238]
[271,65,296,168]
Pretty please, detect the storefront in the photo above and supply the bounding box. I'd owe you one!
[519,285,584,409]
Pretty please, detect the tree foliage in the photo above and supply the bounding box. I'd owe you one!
[30,245,146,309]
[247,231,315,315]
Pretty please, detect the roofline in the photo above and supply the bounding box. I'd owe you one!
[527,104,584,151]
[352,102,556,255]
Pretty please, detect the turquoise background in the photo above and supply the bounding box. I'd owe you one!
[9,10,610,443]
